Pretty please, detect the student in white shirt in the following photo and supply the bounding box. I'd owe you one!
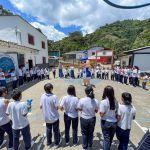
[37,68,41,80]
[41,69,45,79]
[60,85,79,146]
[26,69,31,82]
[77,85,99,150]
[40,83,60,148]
[0,87,13,150]
[10,69,17,89]
[99,86,118,150]
[116,92,136,150]
[0,68,7,88]
[6,89,33,150]
[18,66,23,86]
[29,68,33,81]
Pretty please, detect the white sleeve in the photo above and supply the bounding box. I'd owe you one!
[96,99,99,110]
[99,101,106,113]
[6,103,10,115]
[77,99,83,109]
[75,98,79,109]
[117,105,122,116]
[22,103,28,115]
[53,96,59,108]
[60,97,65,107]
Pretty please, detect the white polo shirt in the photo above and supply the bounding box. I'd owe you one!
[6,101,29,130]
[117,104,136,130]
[11,72,17,81]
[60,95,78,118]
[77,97,99,119]
[0,97,10,126]
[40,93,59,123]
[99,98,117,123]
[0,72,5,80]
[18,69,23,77]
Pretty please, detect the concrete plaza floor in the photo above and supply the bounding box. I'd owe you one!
[2,77,150,150]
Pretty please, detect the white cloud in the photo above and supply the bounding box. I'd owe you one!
[9,0,150,34]
[31,22,67,41]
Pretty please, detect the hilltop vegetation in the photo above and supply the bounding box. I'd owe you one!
[48,19,150,57]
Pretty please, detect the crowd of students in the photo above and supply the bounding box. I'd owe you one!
[0,66,50,90]
[0,83,136,150]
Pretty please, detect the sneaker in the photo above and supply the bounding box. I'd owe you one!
[66,142,69,146]
[73,138,79,146]
[8,148,14,150]
[53,145,59,149]
[48,144,52,149]
[0,140,7,148]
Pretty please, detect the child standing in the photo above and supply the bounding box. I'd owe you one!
[60,85,79,146]
[6,89,33,150]
[99,86,118,150]
[116,92,136,150]
[40,83,60,148]
[0,87,13,150]
[77,85,99,150]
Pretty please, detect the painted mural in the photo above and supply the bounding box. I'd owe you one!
[0,54,17,73]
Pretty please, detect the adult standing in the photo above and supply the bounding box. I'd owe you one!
[78,85,99,150]
[99,86,118,150]
[52,68,56,79]
[58,63,63,78]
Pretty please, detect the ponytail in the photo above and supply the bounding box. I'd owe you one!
[85,85,95,99]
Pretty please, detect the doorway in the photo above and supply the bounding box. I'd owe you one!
[28,59,33,69]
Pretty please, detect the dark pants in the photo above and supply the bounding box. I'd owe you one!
[142,82,147,89]
[64,113,78,144]
[46,120,60,146]
[0,122,13,148]
[129,77,132,85]
[19,76,23,86]
[13,80,17,89]
[13,125,31,150]
[53,72,56,78]
[120,75,123,84]
[102,73,105,79]
[80,117,96,149]
[59,69,63,78]
[101,120,117,150]
[124,76,128,85]
[132,77,136,87]
[115,73,117,81]
[0,80,7,87]
[23,75,26,83]
[111,75,114,81]
[116,126,130,150]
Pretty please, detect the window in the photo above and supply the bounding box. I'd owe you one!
[43,57,46,64]
[92,52,95,55]
[28,34,34,45]
[42,41,45,49]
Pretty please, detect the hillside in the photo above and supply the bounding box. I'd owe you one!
[48,19,150,57]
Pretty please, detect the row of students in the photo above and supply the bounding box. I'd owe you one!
[0,84,136,150]
[40,83,136,150]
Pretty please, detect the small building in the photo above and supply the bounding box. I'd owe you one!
[0,15,48,71]
[87,47,114,65]
[64,51,87,64]
[121,46,150,71]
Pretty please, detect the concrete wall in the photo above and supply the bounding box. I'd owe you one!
[120,55,130,66]
[0,16,48,65]
[134,54,150,71]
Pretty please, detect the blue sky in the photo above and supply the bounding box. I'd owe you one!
[0,0,150,41]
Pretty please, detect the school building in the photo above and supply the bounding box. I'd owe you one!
[0,15,48,72]
[120,46,150,72]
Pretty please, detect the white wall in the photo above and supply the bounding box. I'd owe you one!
[0,16,48,65]
[134,54,150,71]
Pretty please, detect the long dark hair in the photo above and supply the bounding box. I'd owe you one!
[122,92,132,105]
[102,85,116,110]
[85,85,95,99]
[67,85,76,97]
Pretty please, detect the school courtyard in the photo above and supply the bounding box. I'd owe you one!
[2,77,150,150]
